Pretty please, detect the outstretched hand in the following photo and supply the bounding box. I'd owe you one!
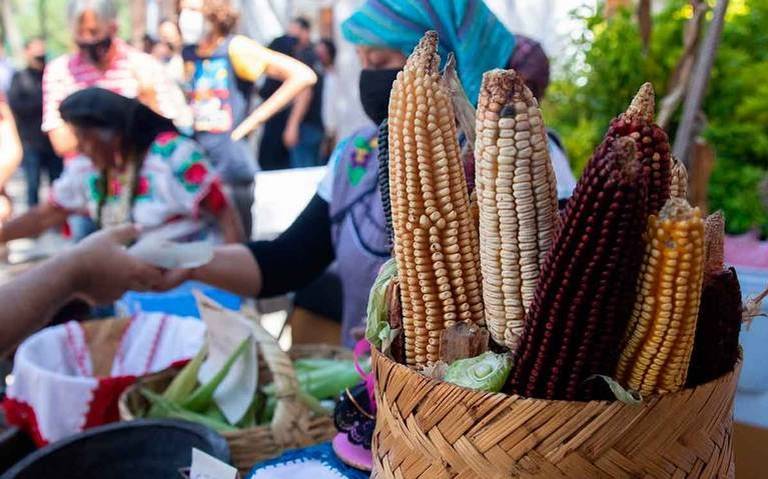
[70,225,165,304]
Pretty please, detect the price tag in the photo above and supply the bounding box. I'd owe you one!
[190,448,238,479]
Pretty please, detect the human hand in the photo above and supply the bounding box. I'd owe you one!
[153,267,194,292]
[282,123,300,149]
[230,118,259,142]
[0,194,12,222]
[69,225,164,304]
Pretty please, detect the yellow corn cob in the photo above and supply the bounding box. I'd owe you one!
[388,32,484,366]
[670,157,688,199]
[474,69,558,351]
[615,198,705,395]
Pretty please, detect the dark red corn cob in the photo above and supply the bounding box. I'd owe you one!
[377,119,393,246]
[601,83,671,215]
[686,268,742,387]
[507,136,650,401]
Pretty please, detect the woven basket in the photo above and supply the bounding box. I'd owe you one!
[372,348,740,479]
[120,340,351,472]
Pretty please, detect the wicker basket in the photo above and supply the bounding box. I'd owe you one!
[120,340,351,472]
[372,347,740,479]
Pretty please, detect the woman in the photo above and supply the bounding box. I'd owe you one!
[0,87,244,244]
[159,0,577,347]
[178,0,316,236]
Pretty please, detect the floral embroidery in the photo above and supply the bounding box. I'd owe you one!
[135,176,152,200]
[176,150,209,193]
[346,134,378,187]
[150,132,181,158]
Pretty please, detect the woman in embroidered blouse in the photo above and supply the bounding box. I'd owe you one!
[0,87,244,244]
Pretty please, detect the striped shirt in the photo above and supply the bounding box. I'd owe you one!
[42,39,189,132]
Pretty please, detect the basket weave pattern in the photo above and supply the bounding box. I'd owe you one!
[372,348,739,479]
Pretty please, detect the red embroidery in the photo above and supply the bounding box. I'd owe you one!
[184,162,208,185]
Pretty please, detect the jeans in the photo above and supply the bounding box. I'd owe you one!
[229,181,255,239]
[22,146,63,206]
[68,215,98,242]
[289,123,324,169]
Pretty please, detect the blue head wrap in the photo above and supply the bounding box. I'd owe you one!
[341,0,516,104]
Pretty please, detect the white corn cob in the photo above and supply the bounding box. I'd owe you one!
[475,69,558,351]
[388,32,485,366]
[670,157,689,199]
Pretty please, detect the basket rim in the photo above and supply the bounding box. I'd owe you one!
[372,346,743,406]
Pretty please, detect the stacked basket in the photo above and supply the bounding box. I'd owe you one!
[368,32,746,478]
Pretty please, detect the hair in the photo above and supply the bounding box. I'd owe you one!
[319,38,336,64]
[67,0,118,26]
[202,0,240,36]
[292,16,311,31]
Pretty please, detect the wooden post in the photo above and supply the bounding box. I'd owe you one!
[130,0,147,48]
[318,7,333,39]
[689,137,715,213]
[638,0,652,52]
[673,0,729,167]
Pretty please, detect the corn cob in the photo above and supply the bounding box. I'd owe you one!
[474,69,558,352]
[377,119,393,246]
[388,32,484,366]
[615,198,705,396]
[670,157,688,199]
[687,212,743,386]
[508,136,649,400]
[469,188,479,234]
[602,83,672,215]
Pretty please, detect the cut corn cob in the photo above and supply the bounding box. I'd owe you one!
[670,157,688,199]
[377,119,393,246]
[508,136,650,400]
[474,69,558,352]
[688,211,743,386]
[615,198,705,396]
[603,83,672,215]
[388,32,484,366]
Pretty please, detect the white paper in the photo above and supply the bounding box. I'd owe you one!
[196,293,258,425]
[190,448,238,479]
[128,236,214,270]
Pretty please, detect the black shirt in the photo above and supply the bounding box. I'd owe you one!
[8,67,54,152]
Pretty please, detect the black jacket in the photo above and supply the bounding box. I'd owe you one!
[8,67,53,152]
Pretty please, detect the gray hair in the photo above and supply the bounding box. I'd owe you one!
[67,0,117,26]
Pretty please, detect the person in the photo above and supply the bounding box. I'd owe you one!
[0,98,23,222]
[316,38,339,160]
[156,0,578,348]
[0,224,165,356]
[287,17,316,67]
[178,0,317,237]
[0,45,15,94]
[8,38,63,207]
[157,18,185,85]
[0,88,244,244]
[43,0,190,158]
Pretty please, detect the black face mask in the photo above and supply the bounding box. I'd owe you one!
[77,36,113,65]
[359,68,400,126]
[33,54,46,67]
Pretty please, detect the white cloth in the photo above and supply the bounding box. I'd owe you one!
[6,313,205,444]
[250,461,349,479]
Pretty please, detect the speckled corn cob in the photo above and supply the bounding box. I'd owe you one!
[670,157,688,199]
[474,70,558,352]
[377,119,393,246]
[388,32,484,366]
[602,83,672,215]
[508,136,649,400]
[615,198,705,396]
[687,212,743,386]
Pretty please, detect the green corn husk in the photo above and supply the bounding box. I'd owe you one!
[293,358,351,373]
[262,360,365,401]
[444,352,512,393]
[141,388,237,433]
[365,259,398,348]
[162,345,208,404]
[181,337,250,413]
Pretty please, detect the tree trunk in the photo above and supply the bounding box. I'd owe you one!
[1,0,24,62]
[130,0,147,48]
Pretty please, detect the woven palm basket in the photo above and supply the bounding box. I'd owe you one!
[372,348,741,479]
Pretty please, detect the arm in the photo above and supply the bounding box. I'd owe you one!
[0,225,163,356]
[42,59,79,156]
[158,193,335,297]
[48,125,78,157]
[229,36,317,141]
[283,87,312,149]
[0,101,22,188]
[0,203,69,242]
[217,202,246,243]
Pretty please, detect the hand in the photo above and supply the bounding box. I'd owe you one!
[230,118,259,142]
[69,225,164,304]
[282,123,300,149]
[153,267,194,292]
[0,194,12,222]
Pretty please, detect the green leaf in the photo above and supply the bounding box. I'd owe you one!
[444,352,512,393]
[181,337,250,413]
[587,375,643,405]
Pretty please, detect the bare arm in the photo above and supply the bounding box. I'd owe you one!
[0,226,163,356]
[230,43,317,141]
[283,87,313,149]
[0,203,69,242]
[48,124,79,157]
[218,202,246,244]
